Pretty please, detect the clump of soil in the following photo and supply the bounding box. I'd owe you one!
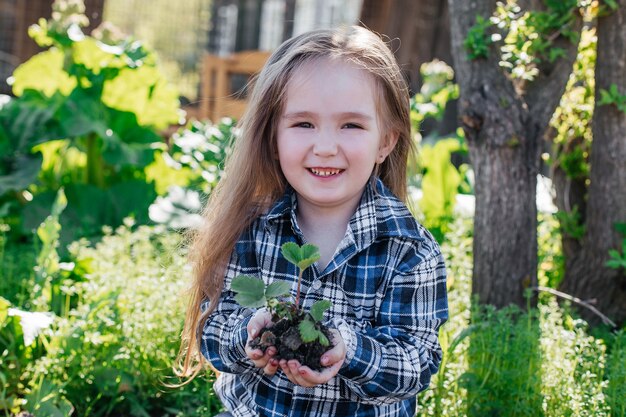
[249,313,333,371]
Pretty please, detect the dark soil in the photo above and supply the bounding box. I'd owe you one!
[249,314,333,371]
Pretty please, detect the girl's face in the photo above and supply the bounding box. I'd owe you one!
[276,58,397,216]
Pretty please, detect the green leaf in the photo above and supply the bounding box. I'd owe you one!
[297,243,321,270]
[0,89,65,153]
[11,49,76,97]
[265,280,292,299]
[234,293,266,309]
[310,300,331,322]
[102,65,179,129]
[107,180,157,225]
[56,88,108,139]
[231,275,266,308]
[605,259,624,269]
[298,319,319,343]
[608,249,621,258]
[318,332,330,347]
[0,153,43,196]
[0,296,10,324]
[281,242,301,265]
[281,242,321,270]
[598,89,613,106]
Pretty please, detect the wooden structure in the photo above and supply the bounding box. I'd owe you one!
[199,50,271,122]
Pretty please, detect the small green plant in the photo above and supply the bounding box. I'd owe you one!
[555,206,586,241]
[464,15,493,59]
[231,242,333,369]
[605,223,626,270]
[598,84,626,114]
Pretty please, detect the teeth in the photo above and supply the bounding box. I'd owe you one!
[310,168,342,177]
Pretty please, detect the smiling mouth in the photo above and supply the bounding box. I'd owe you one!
[308,168,344,177]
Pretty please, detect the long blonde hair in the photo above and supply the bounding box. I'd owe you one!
[175,25,413,380]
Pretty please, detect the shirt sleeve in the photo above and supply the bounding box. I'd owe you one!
[199,249,258,374]
[334,241,448,404]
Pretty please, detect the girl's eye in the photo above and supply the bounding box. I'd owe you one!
[295,122,313,128]
[343,123,362,129]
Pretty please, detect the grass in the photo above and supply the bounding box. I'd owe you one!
[417,215,625,417]
[0,225,37,308]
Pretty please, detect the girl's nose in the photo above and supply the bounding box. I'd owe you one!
[313,133,338,156]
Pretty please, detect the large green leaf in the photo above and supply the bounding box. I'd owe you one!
[0,153,43,195]
[11,49,76,97]
[23,181,157,246]
[265,280,292,299]
[107,180,156,225]
[108,109,163,145]
[100,109,162,168]
[281,242,321,270]
[56,87,108,140]
[60,184,114,235]
[298,319,320,343]
[281,242,301,265]
[103,65,179,130]
[0,90,65,153]
[309,300,331,322]
[297,243,320,270]
[231,275,265,308]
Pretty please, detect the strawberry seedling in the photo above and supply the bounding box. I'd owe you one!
[231,242,333,370]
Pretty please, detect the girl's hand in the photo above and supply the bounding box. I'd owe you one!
[245,309,279,375]
[279,329,346,387]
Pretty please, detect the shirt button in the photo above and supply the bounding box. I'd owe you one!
[312,280,322,290]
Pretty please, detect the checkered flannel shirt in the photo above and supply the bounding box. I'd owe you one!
[200,177,448,417]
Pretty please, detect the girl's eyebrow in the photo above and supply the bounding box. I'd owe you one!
[282,111,373,121]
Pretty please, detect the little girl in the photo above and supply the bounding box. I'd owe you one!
[178,25,448,417]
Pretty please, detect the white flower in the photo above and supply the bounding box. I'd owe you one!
[8,308,55,346]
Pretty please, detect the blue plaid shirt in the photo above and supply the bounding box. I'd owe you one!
[201,178,448,417]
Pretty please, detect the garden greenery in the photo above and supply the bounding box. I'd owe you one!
[409,60,471,242]
[0,0,179,243]
[3,208,626,416]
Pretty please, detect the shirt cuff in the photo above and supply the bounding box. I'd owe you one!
[334,319,356,368]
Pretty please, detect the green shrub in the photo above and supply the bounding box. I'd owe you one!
[605,330,626,417]
[0,224,36,308]
[0,0,180,244]
[23,224,222,416]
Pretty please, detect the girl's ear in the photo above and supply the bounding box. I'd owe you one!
[376,131,399,164]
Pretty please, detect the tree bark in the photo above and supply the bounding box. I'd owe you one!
[448,0,581,308]
[360,0,453,94]
[559,1,626,326]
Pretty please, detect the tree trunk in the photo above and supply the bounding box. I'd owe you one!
[448,0,581,308]
[559,1,626,326]
[360,0,452,94]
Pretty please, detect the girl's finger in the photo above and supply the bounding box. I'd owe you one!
[263,358,279,376]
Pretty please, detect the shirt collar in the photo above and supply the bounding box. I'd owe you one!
[263,177,424,246]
